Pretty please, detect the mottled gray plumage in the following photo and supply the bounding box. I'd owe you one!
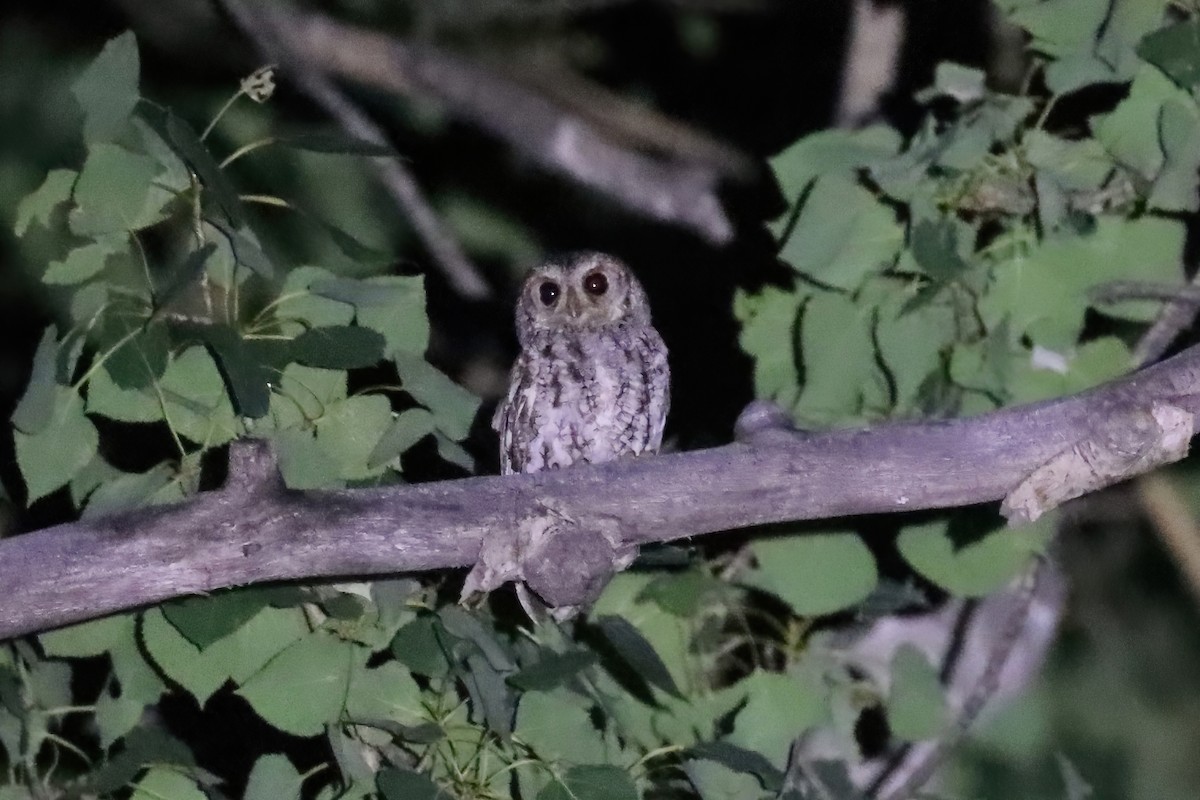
[494,252,669,475]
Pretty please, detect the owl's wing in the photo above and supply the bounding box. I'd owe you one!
[645,330,671,452]
[493,360,528,475]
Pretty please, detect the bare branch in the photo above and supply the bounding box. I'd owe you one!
[1135,270,1200,365]
[253,5,740,244]
[217,0,492,300]
[3,342,1200,640]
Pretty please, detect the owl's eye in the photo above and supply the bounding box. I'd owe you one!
[538,280,560,306]
[583,271,608,297]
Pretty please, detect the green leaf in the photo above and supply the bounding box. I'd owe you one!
[273,428,343,489]
[39,613,133,658]
[876,294,956,414]
[104,320,171,390]
[1137,18,1200,89]
[291,325,386,370]
[84,363,160,424]
[14,169,76,236]
[688,741,785,793]
[43,235,128,285]
[887,644,947,740]
[1008,337,1132,405]
[141,606,308,705]
[163,110,245,223]
[95,691,148,748]
[684,759,768,800]
[438,606,517,671]
[509,650,598,692]
[1009,0,1107,57]
[896,513,1051,596]
[377,768,444,800]
[727,669,825,769]
[198,326,281,419]
[1023,130,1113,193]
[237,631,359,736]
[1149,99,1200,213]
[130,767,206,800]
[12,326,59,435]
[276,267,355,335]
[210,218,274,278]
[81,462,178,519]
[160,346,241,444]
[394,353,481,440]
[917,61,986,103]
[539,766,638,800]
[392,616,453,678]
[1092,64,1189,179]
[83,728,195,794]
[461,652,516,735]
[780,175,903,290]
[982,217,1185,348]
[638,568,724,617]
[316,395,394,481]
[133,114,192,192]
[768,126,902,220]
[352,275,430,356]
[245,754,303,800]
[797,292,888,423]
[910,217,972,282]
[269,363,347,430]
[594,614,682,698]
[514,688,609,765]
[14,388,98,502]
[345,661,427,727]
[155,243,217,311]
[72,31,140,144]
[743,530,878,616]
[368,408,436,469]
[69,143,164,236]
[734,287,803,409]
[161,590,272,650]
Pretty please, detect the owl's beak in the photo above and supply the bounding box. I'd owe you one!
[564,291,584,318]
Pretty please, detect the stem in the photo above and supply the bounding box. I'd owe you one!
[220,136,279,169]
[240,193,293,209]
[201,89,246,142]
[71,326,145,391]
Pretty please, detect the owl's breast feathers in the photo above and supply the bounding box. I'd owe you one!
[494,325,669,475]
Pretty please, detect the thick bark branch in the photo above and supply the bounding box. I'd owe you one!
[3,343,1200,640]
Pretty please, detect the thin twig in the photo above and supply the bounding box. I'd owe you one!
[873,559,1050,800]
[218,0,492,300]
[1089,280,1200,307]
[1134,270,1200,365]
[1136,472,1200,609]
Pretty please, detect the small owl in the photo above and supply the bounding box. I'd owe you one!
[494,251,670,475]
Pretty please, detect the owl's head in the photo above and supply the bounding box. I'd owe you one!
[515,252,651,344]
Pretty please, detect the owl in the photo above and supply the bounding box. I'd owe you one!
[494,251,670,476]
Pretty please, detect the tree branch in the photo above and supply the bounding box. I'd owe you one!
[2,342,1200,640]
[218,0,492,300]
[251,5,741,244]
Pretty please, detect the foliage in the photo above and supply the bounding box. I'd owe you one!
[3,1,1200,798]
